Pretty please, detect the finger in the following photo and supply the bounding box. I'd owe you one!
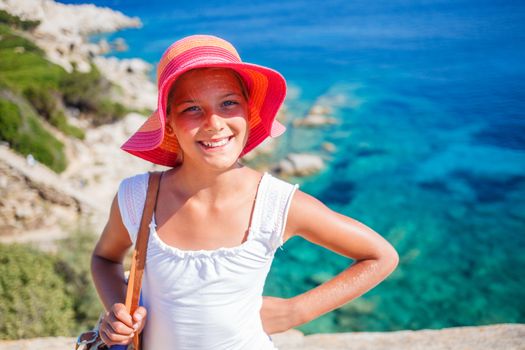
[133,306,148,330]
[107,316,134,336]
[111,303,134,328]
[107,311,134,335]
[100,326,134,345]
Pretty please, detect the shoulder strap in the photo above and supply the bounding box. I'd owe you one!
[125,171,162,349]
[251,173,299,251]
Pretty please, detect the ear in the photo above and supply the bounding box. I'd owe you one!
[166,121,175,136]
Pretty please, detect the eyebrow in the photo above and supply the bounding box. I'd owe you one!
[221,92,242,98]
[177,99,197,105]
[176,92,241,105]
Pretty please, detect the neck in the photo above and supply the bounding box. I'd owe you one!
[166,161,245,203]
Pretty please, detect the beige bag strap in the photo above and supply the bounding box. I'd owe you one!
[125,171,162,349]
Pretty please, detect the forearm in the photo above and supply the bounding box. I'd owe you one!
[291,255,398,325]
[91,253,128,311]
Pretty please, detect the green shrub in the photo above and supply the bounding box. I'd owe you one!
[0,96,67,172]
[23,87,85,139]
[60,65,102,111]
[0,244,75,339]
[60,65,129,125]
[23,86,56,118]
[0,49,64,93]
[0,24,42,53]
[56,227,103,332]
[0,10,40,31]
[94,99,128,125]
[0,24,127,128]
[50,110,85,140]
[0,98,22,141]
[0,226,107,340]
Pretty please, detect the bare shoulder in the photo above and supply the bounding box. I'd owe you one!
[283,189,399,262]
[92,192,133,263]
[283,189,329,242]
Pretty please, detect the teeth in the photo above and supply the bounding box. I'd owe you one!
[202,137,230,148]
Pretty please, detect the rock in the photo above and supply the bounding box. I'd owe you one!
[273,153,325,177]
[293,104,338,127]
[0,0,142,73]
[0,324,523,350]
[0,149,83,240]
[93,56,157,111]
[274,323,525,350]
[322,142,336,153]
[241,137,278,162]
[293,114,338,127]
[97,38,110,54]
[0,111,164,245]
[112,37,128,52]
[309,104,332,115]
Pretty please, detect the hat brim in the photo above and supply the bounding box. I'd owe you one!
[121,61,286,167]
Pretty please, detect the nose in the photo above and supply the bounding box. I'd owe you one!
[204,111,225,132]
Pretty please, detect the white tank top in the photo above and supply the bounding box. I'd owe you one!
[117,171,299,350]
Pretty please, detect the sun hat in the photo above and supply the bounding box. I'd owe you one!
[121,34,287,167]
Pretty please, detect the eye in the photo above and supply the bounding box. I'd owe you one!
[182,105,200,113]
[222,100,239,107]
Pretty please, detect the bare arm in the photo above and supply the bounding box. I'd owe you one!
[91,193,132,310]
[261,189,399,333]
[91,193,146,345]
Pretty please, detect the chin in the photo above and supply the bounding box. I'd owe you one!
[204,157,242,171]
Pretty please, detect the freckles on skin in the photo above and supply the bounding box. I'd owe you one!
[165,68,250,165]
[169,69,249,115]
[303,258,389,320]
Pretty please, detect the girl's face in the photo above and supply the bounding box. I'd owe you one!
[166,68,249,170]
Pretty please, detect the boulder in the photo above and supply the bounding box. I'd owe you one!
[273,153,325,177]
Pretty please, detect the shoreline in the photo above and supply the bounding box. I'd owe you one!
[0,0,157,111]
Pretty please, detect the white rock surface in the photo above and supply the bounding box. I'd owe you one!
[293,113,338,127]
[0,113,166,243]
[0,324,523,350]
[241,137,278,161]
[293,103,338,127]
[93,56,157,111]
[273,153,325,177]
[0,0,141,72]
[60,113,167,231]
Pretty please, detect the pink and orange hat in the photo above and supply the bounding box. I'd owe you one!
[121,34,287,167]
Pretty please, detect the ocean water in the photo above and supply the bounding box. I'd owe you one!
[60,0,525,333]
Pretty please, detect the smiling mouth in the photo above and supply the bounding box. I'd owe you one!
[198,136,234,149]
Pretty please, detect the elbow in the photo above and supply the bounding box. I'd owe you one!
[367,245,399,275]
[381,246,399,274]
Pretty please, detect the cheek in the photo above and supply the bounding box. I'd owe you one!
[172,119,199,143]
[173,116,199,131]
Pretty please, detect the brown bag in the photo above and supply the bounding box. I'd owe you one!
[75,171,162,350]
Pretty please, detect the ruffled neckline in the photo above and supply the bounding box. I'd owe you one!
[147,172,269,260]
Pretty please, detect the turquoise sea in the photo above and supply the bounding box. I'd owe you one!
[61,0,525,334]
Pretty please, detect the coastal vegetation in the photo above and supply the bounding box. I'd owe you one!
[0,97,67,172]
[0,10,128,173]
[0,229,103,339]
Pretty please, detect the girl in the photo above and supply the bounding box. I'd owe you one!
[91,35,399,350]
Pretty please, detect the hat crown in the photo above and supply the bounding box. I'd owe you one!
[156,35,241,84]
